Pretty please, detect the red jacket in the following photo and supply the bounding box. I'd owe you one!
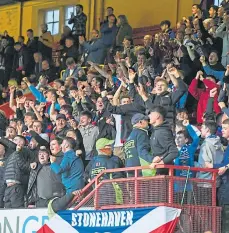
[188,78,221,123]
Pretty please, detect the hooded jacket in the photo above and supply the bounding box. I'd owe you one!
[196,135,224,185]
[189,78,221,123]
[150,121,178,164]
[124,128,152,166]
[79,124,99,161]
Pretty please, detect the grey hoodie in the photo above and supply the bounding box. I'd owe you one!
[196,136,224,187]
[79,124,99,161]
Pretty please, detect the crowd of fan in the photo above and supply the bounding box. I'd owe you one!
[0,2,229,222]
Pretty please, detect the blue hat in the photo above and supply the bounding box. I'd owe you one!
[131,113,149,125]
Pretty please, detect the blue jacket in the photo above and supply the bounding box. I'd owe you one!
[29,85,60,114]
[101,23,118,47]
[62,67,79,81]
[175,124,200,176]
[51,150,84,193]
[124,127,153,176]
[203,65,224,81]
[82,38,106,64]
[174,124,199,192]
[214,146,229,205]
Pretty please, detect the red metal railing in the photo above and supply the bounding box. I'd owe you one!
[70,165,221,233]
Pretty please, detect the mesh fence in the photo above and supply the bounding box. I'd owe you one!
[74,166,221,232]
[175,206,221,233]
[86,176,215,208]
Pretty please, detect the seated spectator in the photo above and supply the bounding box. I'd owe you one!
[59,26,72,47]
[61,37,78,69]
[31,52,43,83]
[39,59,58,83]
[143,35,153,58]
[27,147,65,208]
[62,57,80,81]
[79,29,106,64]
[50,137,84,193]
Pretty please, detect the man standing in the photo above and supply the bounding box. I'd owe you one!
[26,29,38,55]
[124,113,153,177]
[79,29,106,64]
[3,136,31,208]
[27,148,65,208]
[0,143,6,208]
[149,106,178,170]
[12,42,33,85]
[61,37,78,69]
[68,4,87,48]
[50,137,84,194]
[38,24,54,60]
[79,111,99,165]
[205,119,229,232]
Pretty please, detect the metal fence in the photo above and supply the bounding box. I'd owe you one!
[71,165,222,233]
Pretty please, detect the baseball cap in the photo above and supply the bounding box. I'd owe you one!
[56,114,67,121]
[131,113,149,125]
[96,138,115,150]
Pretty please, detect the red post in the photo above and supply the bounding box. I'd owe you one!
[211,171,217,233]
[168,167,174,204]
[94,177,99,210]
[135,168,139,205]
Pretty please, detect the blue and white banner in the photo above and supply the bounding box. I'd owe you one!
[38,206,181,233]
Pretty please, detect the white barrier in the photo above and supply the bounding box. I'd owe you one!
[0,209,48,233]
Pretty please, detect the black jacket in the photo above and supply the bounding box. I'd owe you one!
[4,150,31,184]
[12,46,34,76]
[26,37,39,55]
[0,157,6,186]
[103,96,146,142]
[145,78,187,125]
[27,163,65,205]
[39,67,59,83]
[61,45,79,69]
[150,121,178,164]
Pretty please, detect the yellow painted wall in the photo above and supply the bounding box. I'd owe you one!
[0,0,198,42]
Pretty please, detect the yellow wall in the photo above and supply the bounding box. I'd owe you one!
[0,0,198,42]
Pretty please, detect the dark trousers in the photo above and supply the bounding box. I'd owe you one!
[36,198,49,208]
[0,184,6,208]
[4,184,25,208]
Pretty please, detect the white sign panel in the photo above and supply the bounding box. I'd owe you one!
[0,208,48,233]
